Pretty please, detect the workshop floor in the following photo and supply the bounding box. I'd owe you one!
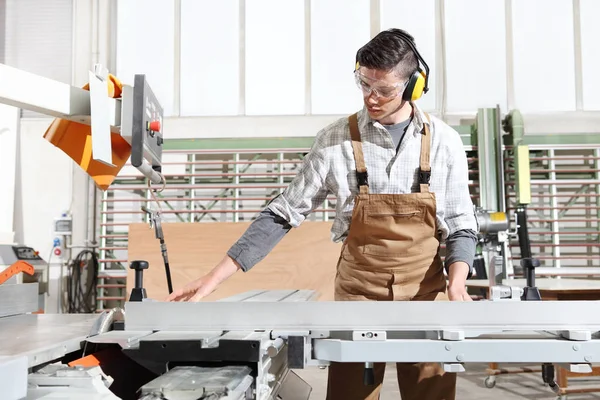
[294,363,600,399]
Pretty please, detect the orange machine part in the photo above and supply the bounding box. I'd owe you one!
[68,347,122,368]
[43,74,132,191]
[0,260,34,285]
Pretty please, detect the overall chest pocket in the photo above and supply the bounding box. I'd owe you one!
[362,203,427,257]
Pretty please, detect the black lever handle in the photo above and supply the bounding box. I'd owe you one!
[129,260,149,302]
[363,362,375,386]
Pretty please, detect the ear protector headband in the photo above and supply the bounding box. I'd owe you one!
[394,31,430,102]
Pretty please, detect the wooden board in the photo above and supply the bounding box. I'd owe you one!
[126,221,342,301]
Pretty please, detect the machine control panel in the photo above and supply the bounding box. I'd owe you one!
[0,244,48,289]
[131,74,163,173]
[14,246,41,260]
[0,244,46,267]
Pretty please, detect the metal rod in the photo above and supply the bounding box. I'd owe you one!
[508,206,600,211]
[495,105,506,213]
[528,156,600,161]
[102,196,337,203]
[548,149,561,270]
[505,168,600,173]
[507,194,599,198]
[151,160,304,166]
[117,172,300,178]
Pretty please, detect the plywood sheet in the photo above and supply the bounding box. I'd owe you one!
[126,222,341,301]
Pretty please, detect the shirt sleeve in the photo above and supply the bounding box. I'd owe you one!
[227,208,292,272]
[444,229,477,277]
[441,124,479,278]
[266,134,330,227]
[442,125,479,237]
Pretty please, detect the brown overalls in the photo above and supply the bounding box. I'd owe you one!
[326,112,456,400]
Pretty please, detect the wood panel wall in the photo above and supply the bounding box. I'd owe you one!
[126,221,342,301]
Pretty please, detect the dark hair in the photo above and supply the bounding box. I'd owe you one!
[355,28,419,80]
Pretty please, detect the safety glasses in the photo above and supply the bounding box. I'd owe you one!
[354,70,407,99]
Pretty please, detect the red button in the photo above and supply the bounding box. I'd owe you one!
[54,248,62,256]
[149,120,161,132]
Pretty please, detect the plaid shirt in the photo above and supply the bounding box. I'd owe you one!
[267,103,478,243]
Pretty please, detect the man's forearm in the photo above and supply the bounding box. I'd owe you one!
[226,209,292,272]
[447,261,470,286]
[207,255,243,285]
[444,229,477,281]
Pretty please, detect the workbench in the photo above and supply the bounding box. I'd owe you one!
[467,277,600,398]
[0,313,98,368]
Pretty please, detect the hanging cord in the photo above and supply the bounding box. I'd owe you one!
[143,170,173,294]
[66,249,99,313]
[147,170,166,211]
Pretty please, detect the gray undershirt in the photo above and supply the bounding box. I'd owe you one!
[227,119,477,276]
[382,118,411,151]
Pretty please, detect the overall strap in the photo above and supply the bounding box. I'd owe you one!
[348,113,369,194]
[419,112,432,193]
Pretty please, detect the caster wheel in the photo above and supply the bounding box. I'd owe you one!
[484,376,496,388]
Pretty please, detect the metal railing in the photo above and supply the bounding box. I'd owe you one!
[504,145,600,276]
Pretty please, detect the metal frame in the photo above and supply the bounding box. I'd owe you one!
[313,335,600,364]
[0,64,120,131]
[124,300,600,332]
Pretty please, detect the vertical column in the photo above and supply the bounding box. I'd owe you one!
[595,148,600,265]
[189,154,195,223]
[476,108,500,212]
[304,0,312,115]
[233,153,240,223]
[238,0,246,115]
[369,0,380,38]
[504,0,515,111]
[572,0,583,111]
[548,149,561,273]
[173,0,181,116]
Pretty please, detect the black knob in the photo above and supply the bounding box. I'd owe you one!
[363,364,375,386]
[130,260,149,271]
[129,260,149,302]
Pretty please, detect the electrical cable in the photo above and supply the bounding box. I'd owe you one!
[66,249,99,313]
[145,170,173,293]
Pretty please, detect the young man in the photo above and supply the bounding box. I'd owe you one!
[167,28,478,400]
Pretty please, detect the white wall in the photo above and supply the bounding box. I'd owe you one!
[112,0,600,138]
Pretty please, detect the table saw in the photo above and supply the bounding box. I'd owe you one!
[2,61,600,400]
[3,280,600,400]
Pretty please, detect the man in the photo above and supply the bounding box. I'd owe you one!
[167,28,478,400]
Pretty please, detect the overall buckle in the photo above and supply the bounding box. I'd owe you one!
[356,170,369,187]
[419,169,431,185]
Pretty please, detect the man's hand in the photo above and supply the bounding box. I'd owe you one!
[165,255,241,302]
[165,274,219,302]
[447,262,473,302]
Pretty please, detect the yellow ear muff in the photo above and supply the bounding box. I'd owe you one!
[410,71,426,101]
